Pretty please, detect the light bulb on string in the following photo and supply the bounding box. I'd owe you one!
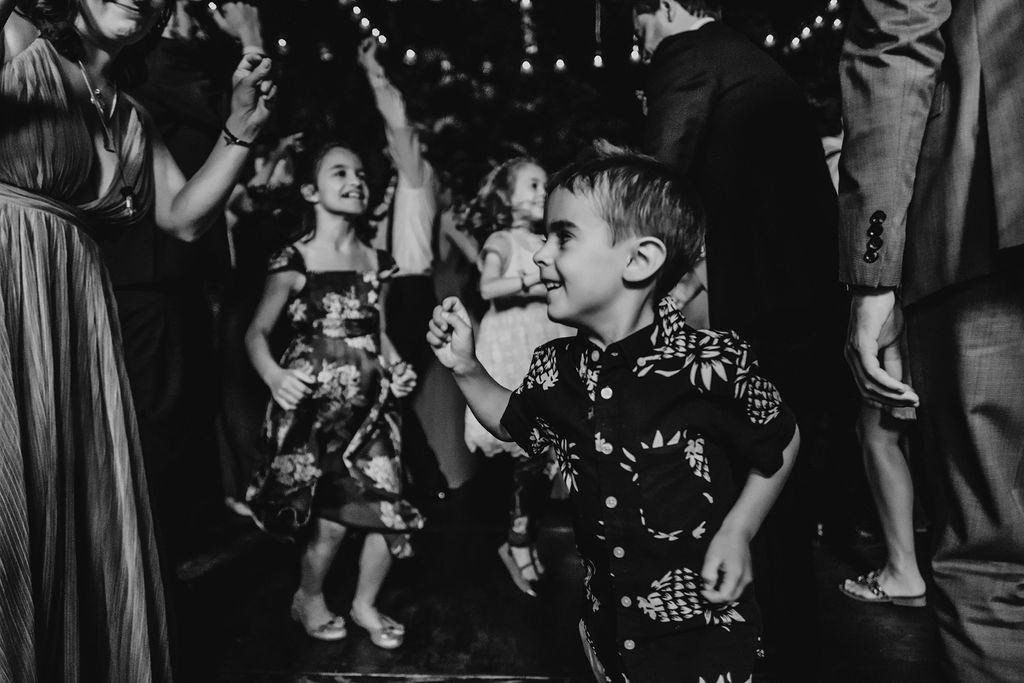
[377,34,387,45]
[207,2,216,11]
[351,5,361,15]
[832,18,844,30]
[630,45,641,63]
[403,48,417,65]
[520,59,533,75]
[813,15,825,28]
[371,28,380,37]
[554,57,566,72]
[790,37,802,50]
[319,44,335,62]
[828,0,840,10]
[481,60,494,74]
[800,26,812,40]
[764,33,776,48]
[520,0,532,8]
[359,17,370,29]
[593,52,603,68]
[276,37,290,55]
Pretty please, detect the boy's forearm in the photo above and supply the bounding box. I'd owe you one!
[719,426,800,541]
[453,364,514,441]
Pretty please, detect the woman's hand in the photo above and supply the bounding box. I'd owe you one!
[268,367,314,411]
[389,362,418,398]
[226,54,277,142]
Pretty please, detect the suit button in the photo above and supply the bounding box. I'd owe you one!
[867,236,883,250]
[870,210,887,223]
[867,225,883,237]
[863,250,880,263]
[620,596,632,608]
[605,496,618,509]
[623,639,636,651]
[600,387,613,400]
[612,546,625,558]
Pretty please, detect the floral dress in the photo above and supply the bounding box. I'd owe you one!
[246,245,424,556]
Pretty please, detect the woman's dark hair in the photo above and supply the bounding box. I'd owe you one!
[456,156,538,243]
[18,0,173,88]
[630,0,722,20]
[288,139,375,246]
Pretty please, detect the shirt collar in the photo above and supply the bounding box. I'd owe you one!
[573,297,687,360]
[687,16,716,33]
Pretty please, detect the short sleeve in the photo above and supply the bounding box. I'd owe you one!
[266,245,305,276]
[501,343,561,459]
[376,249,399,280]
[477,230,512,274]
[708,332,797,475]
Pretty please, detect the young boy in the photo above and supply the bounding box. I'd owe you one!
[427,146,799,682]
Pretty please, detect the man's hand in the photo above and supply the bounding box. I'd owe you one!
[846,289,920,408]
[700,527,753,604]
[210,2,264,50]
[426,297,478,376]
[357,36,383,76]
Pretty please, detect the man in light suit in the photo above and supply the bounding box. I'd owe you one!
[839,1,1024,679]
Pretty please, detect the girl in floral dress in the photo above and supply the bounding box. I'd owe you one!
[459,157,572,596]
[245,142,422,648]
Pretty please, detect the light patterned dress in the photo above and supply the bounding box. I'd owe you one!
[245,245,424,556]
[465,227,572,457]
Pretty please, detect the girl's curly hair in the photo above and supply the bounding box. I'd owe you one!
[17,0,173,88]
[456,156,539,243]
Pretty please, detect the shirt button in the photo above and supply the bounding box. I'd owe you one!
[605,496,618,509]
[590,349,601,362]
[600,387,613,399]
[600,442,613,455]
[612,546,625,558]
[620,596,632,608]
[623,639,635,651]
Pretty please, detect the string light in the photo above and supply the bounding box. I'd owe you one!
[276,37,290,55]
[764,33,776,48]
[593,52,604,68]
[371,27,380,37]
[789,37,802,50]
[403,48,417,65]
[359,17,370,29]
[800,26,812,39]
[832,18,844,30]
[377,34,387,44]
[319,43,335,62]
[761,1,844,53]
[554,57,566,72]
[351,4,361,15]
[813,15,825,28]
[520,59,533,74]
[630,44,641,63]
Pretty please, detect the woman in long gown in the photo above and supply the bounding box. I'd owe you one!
[0,1,274,680]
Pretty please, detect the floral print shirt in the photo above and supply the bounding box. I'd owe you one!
[501,297,797,682]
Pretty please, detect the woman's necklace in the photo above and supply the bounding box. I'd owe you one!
[77,60,136,216]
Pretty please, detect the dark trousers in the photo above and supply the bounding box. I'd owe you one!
[384,276,448,497]
[907,269,1024,682]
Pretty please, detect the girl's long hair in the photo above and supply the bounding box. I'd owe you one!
[18,0,173,88]
[456,156,537,244]
[288,140,375,246]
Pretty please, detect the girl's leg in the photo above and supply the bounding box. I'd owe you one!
[846,406,926,597]
[294,517,348,627]
[350,532,393,629]
[503,450,555,591]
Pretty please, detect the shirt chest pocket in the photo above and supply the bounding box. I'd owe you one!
[627,431,713,541]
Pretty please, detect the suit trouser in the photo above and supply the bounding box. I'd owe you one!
[906,269,1024,682]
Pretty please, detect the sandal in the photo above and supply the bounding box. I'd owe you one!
[839,570,927,607]
[498,541,541,597]
[349,609,404,649]
[290,600,348,641]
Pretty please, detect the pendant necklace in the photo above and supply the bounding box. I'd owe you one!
[77,60,136,216]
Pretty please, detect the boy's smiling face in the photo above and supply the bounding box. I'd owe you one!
[535,188,636,329]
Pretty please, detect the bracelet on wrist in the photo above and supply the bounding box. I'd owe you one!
[222,124,255,148]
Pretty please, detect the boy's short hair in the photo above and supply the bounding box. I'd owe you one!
[547,141,706,300]
[630,0,723,21]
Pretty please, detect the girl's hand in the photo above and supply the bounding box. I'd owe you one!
[389,362,417,398]
[426,297,478,376]
[268,367,315,411]
[700,527,753,604]
[226,54,277,141]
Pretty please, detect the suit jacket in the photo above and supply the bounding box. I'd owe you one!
[838,0,1024,305]
[643,24,839,357]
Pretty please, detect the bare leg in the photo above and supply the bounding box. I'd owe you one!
[294,518,347,628]
[350,532,393,630]
[844,406,926,598]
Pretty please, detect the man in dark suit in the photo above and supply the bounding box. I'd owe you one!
[839,1,1024,679]
[632,1,841,679]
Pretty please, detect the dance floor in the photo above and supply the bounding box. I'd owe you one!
[175,461,942,683]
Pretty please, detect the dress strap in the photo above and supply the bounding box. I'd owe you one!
[267,244,306,275]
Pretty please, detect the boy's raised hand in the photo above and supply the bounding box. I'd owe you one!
[699,528,753,604]
[427,297,477,375]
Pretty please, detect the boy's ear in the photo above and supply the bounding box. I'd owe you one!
[623,236,667,286]
[299,183,318,204]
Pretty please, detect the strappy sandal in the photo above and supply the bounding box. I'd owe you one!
[498,541,541,597]
[839,569,927,607]
[349,610,404,649]
[290,603,348,641]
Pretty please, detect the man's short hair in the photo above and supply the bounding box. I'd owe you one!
[548,141,706,300]
[630,0,722,21]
